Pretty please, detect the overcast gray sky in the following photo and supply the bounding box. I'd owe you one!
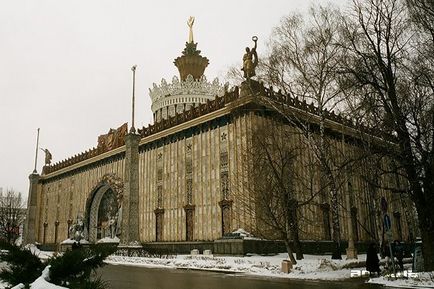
[0,0,346,201]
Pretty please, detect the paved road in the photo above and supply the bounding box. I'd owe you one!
[99,264,390,289]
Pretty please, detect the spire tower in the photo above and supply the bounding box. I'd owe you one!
[174,16,209,81]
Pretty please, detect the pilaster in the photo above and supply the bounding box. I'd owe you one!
[24,173,40,244]
[121,132,140,245]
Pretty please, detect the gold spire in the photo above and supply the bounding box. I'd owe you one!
[174,16,209,81]
[187,16,195,43]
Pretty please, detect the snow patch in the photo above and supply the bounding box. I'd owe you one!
[368,271,434,288]
[105,253,368,280]
[23,244,55,260]
[11,266,67,289]
[60,238,89,245]
[97,236,120,243]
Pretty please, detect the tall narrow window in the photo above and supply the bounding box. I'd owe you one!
[185,207,194,241]
[54,220,59,244]
[219,200,233,236]
[157,185,163,208]
[155,209,164,242]
[43,222,48,244]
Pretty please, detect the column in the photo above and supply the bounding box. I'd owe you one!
[24,173,40,244]
[121,132,140,245]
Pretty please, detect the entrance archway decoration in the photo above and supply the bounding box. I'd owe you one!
[85,173,124,243]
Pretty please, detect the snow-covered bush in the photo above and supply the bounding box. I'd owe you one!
[0,242,45,288]
[48,244,116,289]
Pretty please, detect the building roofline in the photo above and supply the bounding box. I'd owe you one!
[41,81,396,178]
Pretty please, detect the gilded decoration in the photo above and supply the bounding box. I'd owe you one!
[97,123,128,152]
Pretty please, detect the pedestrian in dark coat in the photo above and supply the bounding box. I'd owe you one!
[393,240,404,271]
[366,243,381,276]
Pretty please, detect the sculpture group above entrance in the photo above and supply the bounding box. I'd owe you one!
[85,173,124,243]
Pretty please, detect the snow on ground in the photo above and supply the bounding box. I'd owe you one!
[60,238,90,245]
[107,251,434,287]
[24,244,55,260]
[105,253,368,280]
[97,236,120,243]
[10,266,67,289]
[1,244,430,288]
[368,271,434,288]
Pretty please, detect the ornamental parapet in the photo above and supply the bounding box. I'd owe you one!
[149,75,226,122]
[150,75,224,103]
[42,81,396,175]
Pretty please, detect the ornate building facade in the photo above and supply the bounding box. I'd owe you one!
[24,32,417,253]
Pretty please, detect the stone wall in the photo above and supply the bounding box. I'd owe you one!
[36,156,125,244]
[137,112,256,242]
[28,81,417,247]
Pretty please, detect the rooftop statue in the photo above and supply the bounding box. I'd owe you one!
[242,36,258,79]
[40,148,52,165]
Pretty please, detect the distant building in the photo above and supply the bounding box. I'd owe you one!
[24,29,416,253]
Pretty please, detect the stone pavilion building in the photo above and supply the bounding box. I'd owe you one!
[24,28,417,255]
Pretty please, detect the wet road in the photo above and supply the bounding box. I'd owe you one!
[99,264,389,289]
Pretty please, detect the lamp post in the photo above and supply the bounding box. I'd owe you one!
[130,65,137,134]
[33,128,40,174]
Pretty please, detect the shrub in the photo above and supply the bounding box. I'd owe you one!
[48,244,116,289]
[0,242,44,287]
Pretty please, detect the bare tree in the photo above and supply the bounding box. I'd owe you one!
[259,5,348,259]
[237,123,312,263]
[407,0,434,43]
[0,189,25,244]
[339,0,434,270]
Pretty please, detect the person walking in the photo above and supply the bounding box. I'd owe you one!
[393,240,404,271]
[366,243,381,276]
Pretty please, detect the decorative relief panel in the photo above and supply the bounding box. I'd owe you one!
[157,185,163,208]
[186,179,193,204]
[219,128,229,199]
[156,148,164,209]
[185,138,193,205]
[220,171,229,199]
[185,161,192,175]
[157,168,163,181]
[219,127,232,236]
[154,145,165,240]
[220,152,228,171]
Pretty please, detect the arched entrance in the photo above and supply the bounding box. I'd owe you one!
[85,174,123,243]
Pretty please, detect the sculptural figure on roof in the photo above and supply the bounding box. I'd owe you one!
[242,36,259,79]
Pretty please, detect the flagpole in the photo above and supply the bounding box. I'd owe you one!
[130,65,137,134]
[33,128,40,174]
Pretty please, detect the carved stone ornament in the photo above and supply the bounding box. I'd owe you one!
[149,75,225,103]
[88,173,124,210]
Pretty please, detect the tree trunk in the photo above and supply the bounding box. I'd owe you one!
[420,228,434,271]
[284,239,297,264]
[289,202,304,260]
[292,231,303,260]
[415,197,434,271]
[330,185,342,259]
